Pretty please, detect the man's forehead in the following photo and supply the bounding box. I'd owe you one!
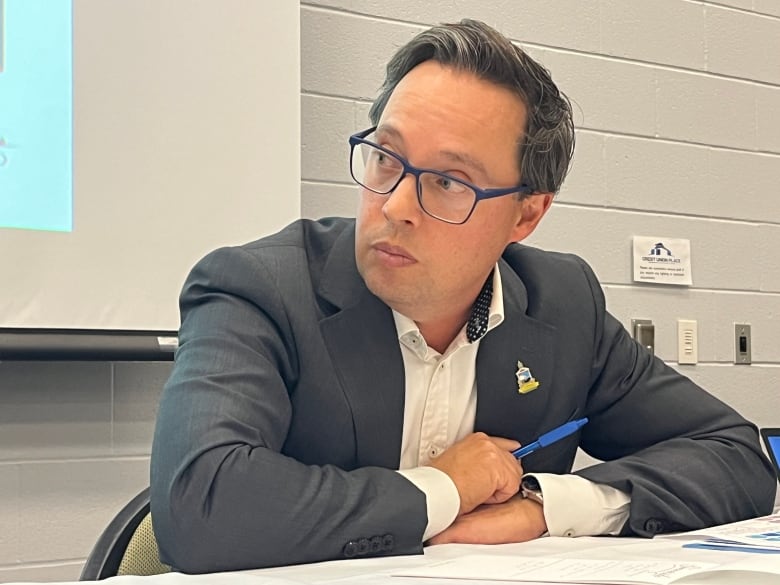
[375,122,490,176]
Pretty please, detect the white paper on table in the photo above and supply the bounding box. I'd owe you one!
[657,513,780,550]
[392,553,780,585]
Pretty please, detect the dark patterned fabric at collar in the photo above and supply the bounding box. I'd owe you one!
[466,270,494,343]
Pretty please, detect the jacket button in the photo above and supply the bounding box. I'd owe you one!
[343,541,358,558]
[382,534,394,551]
[357,538,370,555]
[370,536,383,553]
[644,519,665,534]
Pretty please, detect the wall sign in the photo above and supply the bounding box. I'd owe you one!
[632,236,692,286]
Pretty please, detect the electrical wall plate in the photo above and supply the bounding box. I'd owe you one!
[631,319,655,355]
[734,323,752,365]
[677,319,698,365]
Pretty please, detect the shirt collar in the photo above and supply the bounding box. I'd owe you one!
[392,264,505,352]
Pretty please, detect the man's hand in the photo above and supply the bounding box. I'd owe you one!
[427,432,523,515]
[427,495,547,545]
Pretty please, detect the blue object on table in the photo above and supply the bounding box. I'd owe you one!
[512,417,589,459]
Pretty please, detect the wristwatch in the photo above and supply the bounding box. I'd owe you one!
[521,476,544,505]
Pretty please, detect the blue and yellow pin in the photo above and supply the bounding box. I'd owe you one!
[516,361,539,394]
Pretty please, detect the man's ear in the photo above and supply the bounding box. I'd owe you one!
[509,193,553,243]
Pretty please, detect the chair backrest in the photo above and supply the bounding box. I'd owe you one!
[80,487,171,580]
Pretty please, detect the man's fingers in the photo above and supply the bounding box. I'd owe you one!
[428,432,524,514]
[490,436,521,452]
[484,485,519,505]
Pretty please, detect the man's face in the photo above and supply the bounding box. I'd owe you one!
[355,60,551,326]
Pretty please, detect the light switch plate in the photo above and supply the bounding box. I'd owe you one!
[677,319,698,365]
[734,323,751,365]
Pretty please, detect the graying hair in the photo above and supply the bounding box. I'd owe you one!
[369,19,575,195]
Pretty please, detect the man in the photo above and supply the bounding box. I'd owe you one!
[150,19,776,573]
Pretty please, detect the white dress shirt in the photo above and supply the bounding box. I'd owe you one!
[393,266,630,540]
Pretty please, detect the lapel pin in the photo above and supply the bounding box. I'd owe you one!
[516,361,540,394]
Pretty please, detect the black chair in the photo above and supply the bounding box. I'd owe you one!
[80,487,171,580]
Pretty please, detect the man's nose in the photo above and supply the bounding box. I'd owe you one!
[382,174,422,224]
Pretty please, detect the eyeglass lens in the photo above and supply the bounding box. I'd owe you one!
[351,142,477,223]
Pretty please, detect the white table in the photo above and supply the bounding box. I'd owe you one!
[6,535,775,585]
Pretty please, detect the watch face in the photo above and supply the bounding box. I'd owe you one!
[521,476,543,504]
[522,476,541,491]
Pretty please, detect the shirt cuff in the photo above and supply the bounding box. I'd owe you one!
[397,467,460,541]
[526,473,630,537]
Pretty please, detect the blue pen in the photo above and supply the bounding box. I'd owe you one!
[512,417,588,459]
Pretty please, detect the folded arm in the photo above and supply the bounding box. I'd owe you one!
[150,247,427,572]
[574,258,776,535]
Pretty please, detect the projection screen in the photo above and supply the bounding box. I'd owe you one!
[0,0,300,355]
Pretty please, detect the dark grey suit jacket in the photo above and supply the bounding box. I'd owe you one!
[150,217,776,573]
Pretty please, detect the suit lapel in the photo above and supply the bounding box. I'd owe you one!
[475,259,557,446]
[315,228,561,467]
[317,225,405,469]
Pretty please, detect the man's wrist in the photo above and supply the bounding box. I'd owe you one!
[523,473,631,537]
[514,494,548,538]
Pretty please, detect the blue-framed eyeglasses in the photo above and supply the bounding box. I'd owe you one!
[348,127,535,225]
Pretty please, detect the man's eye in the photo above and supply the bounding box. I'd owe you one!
[436,176,469,193]
[375,151,398,167]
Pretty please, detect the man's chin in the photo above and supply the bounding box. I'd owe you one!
[362,270,408,307]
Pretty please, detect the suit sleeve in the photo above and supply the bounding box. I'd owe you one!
[571,257,776,536]
[150,246,427,573]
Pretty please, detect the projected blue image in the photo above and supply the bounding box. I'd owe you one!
[0,0,73,232]
[770,436,780,464]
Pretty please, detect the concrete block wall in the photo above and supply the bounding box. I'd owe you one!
[2,1,779,582]
[300,2,780,435]
[0,362,170,582]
